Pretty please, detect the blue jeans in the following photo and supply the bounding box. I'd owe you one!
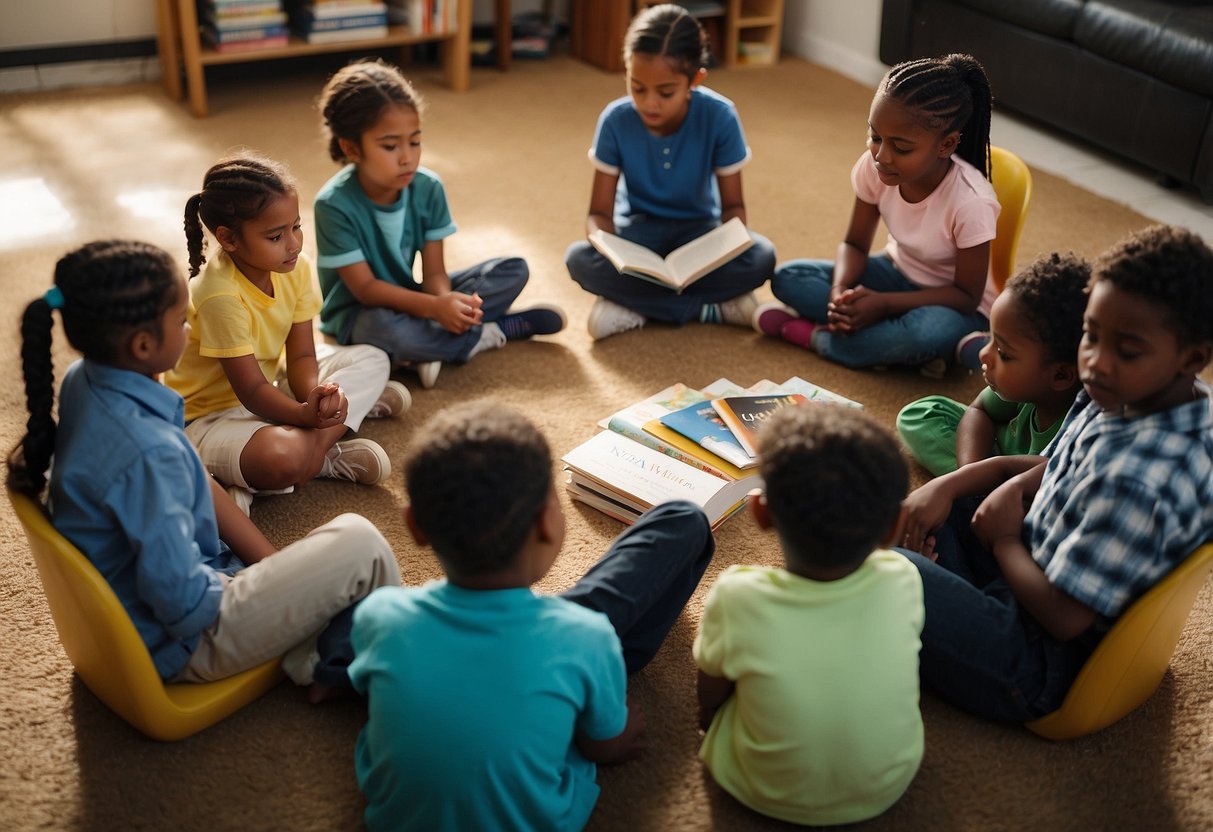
[771,255,988,368]
[566,216,775,323]
[344,257,529,365]
[896,498,1102,722]
[561,501,715,674]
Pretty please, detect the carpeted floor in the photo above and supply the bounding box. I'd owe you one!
[1,52,1210,831]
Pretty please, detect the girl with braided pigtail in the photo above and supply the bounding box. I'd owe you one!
[759,53,1000,377]
[166,153,411,513]
[9,240,401,701]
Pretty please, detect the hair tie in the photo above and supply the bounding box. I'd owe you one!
[43,286,65,310]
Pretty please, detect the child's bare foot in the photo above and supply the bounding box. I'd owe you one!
[307,681,351,704]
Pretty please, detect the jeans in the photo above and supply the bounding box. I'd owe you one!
[771,255,988,368]
[561,501,715,674]
[566,216,775,323]
[895,498,1101,722]
[345,256,529,365]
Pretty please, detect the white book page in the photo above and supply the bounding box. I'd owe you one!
[589,231,672,281]
[663,217,752,287]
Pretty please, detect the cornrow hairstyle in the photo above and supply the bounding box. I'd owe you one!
[404,401,552,578]
[880,53,993,179]
[1003,251,1091,364]
[318,59,424,164]
[1092,224,1213,347]
[8,240,180,497]
[623,3,710,80]
[759,405,908,570]
[184,154,294,277]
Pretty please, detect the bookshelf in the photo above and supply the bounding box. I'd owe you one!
[154,0,472,117]
[632,0,783,68]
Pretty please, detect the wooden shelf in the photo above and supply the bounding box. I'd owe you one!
[155,0,472,117]
[629,0,782,70]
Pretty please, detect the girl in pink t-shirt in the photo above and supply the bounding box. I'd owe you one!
[758,54,1000,376]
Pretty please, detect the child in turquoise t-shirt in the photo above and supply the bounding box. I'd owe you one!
[349,402,714,831]
[314,59,565,389]
[897,251,1090,476]
[695,405,923,826]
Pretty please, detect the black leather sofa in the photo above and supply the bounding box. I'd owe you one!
[879,0,1213,201]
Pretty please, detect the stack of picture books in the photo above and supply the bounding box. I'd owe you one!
[385,0,458,35]
[289,0,389,43]
[201,0,289,53]
[562,377,861,531]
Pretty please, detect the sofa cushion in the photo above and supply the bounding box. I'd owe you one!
[949,0,1086,39]
[1076,1,1213,97]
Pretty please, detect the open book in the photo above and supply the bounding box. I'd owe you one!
[588,216,753,292]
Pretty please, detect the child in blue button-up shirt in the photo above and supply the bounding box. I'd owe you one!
[9,240,401,701]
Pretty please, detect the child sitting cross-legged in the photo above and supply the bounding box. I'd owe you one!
[695,405,924,826]
[896,251,1090,476]
[898,224,1213,723]
[348,401,715,831]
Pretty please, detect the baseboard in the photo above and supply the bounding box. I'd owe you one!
[783,33,887,89]
[0,56,161,94]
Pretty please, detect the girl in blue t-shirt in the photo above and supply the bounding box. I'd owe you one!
[314,59,566,390]
[565,3,776,340]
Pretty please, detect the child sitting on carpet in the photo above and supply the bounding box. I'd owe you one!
[9,240,400,701]
[756,53,999,376]
[314,59,565,390]
[166,154,408,511]
[695,405,924,826]
[898,224,1213,722]
[348,401,715,831]
[896,251,1090,476]
[564,3,775,340]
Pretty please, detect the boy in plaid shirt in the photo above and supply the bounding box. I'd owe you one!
[898,224,1213,722]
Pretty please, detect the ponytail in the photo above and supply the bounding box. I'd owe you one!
[8,297,58,497]
[184,192,207,278]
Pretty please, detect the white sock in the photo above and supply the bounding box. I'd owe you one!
[468,322,506,358]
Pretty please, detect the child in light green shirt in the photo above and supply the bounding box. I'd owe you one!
[897,252,1090,476]
[695,405,923,826]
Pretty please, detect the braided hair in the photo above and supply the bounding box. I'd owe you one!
[879,53,993,179]
[184,154,294,277]
[318,59,424,165]
[8,240,180,497]
[624,3,710,80]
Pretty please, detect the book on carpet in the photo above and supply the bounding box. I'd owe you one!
[659,399,759,469]
[711,393,810,457]
[561,431,756,531]
[587,216,752,293]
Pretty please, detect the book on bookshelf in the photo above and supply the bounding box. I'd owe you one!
[206,10,289,28]
[562,431,756,531]
[711,394,810,458]
[202,24,289,46]
[588,217,752,293]
[296,24,389,41]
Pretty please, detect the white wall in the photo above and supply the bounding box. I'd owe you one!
[782,0,887,88]
[0,0,156,50]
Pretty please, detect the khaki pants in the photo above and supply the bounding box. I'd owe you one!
[176,513,400,685]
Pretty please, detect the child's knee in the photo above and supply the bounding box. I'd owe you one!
[328,513,401,586]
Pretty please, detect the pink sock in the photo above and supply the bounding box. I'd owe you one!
[780,319,816,349]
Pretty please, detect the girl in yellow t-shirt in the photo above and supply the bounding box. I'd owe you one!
[166,154,409,510]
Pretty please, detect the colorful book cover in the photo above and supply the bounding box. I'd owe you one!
[601,382,708,436]
[659,400,758,469]
[711,394,809,457]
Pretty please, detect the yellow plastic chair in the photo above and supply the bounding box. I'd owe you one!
[9,489,283,741]
[988,146,1033,294]
[1027,542,1213,741]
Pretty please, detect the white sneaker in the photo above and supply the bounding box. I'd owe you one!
[415,361,442,389]
[587,298,645,340]
[366,380,412,419]
[320,438,391,485]
[718,292,759,327]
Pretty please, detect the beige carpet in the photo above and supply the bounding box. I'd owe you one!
[1,52,1210,831]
